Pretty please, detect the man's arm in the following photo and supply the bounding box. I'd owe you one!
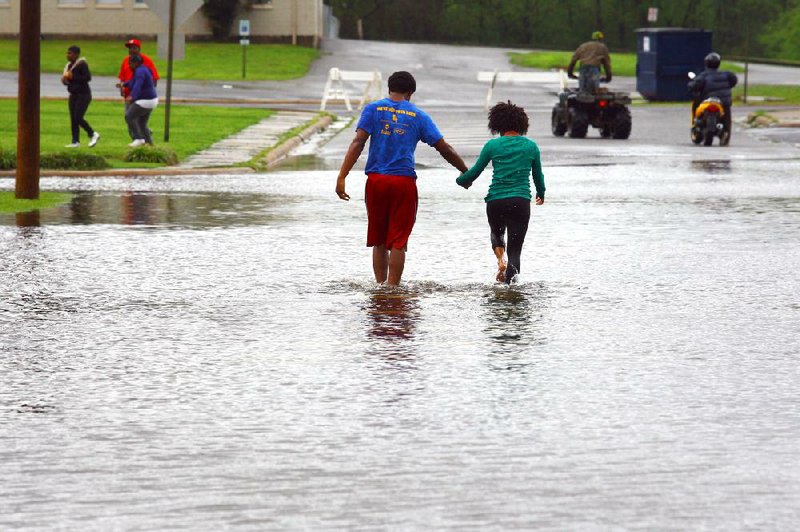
[601,57,612,82]
[335,129,369,201]
[433,138,468,173]
[567,52,580,79]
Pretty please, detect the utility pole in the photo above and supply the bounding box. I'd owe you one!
[164,0,176,142]
[16,0,41,200]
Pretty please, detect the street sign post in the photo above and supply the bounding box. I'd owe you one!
[647,7,658,23]
[240,20,250,79]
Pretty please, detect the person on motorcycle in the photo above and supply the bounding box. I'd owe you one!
[567,31,612,92]
[688,52,738,145]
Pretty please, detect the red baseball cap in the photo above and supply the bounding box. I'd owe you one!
[125,39,142,48]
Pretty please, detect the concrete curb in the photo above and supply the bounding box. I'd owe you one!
[261,114,334,168]
[0,113,336,178]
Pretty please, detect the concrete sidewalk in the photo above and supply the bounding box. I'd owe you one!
[179,110,323,169]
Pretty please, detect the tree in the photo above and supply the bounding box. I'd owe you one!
[201,0,252,40]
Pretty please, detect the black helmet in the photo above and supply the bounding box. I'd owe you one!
[704,52,721,69]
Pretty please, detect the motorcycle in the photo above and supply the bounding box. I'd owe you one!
[688,72,730,147]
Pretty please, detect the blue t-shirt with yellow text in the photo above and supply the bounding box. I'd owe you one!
[356,98,443,178]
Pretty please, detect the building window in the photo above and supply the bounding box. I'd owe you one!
[58,0,86,5]
[96,0,123,5]
[253,0,273,6]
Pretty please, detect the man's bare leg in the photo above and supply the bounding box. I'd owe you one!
[373,245,389,283]
[494,246,507,282]
[386,248,406,286]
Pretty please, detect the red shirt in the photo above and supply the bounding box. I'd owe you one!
[118,53,160,97]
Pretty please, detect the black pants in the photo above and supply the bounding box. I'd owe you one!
[69,92,94,143]
[486,197,530,284]
[125,103,154,144]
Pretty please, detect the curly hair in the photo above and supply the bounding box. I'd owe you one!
[388,71,416,95]
[488,101,529,135]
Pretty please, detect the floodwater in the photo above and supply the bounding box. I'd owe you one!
[1,161,799,530]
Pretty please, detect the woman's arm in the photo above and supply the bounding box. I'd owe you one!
[531,147,545,203]
[456,142,493,188]
[70,61,91,84]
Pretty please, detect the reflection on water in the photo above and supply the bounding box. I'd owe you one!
[482,284,546,348]
[690,159,732,174]
[15,210,40,227]
[365,289,419,343]
[2,190,295,228]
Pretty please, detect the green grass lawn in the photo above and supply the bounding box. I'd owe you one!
[509,50,744,76]
[735,84,800,104]
[0,40,319,81]
[0,99,273,168]
[0,191,73,213]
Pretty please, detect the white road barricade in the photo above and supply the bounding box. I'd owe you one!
[320,68,383,112]
[477,69,569,110]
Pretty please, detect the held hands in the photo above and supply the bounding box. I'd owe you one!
[456,174,471,189]
[335,176,350,201]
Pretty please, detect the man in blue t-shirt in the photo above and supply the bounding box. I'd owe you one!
[336,71,468,286]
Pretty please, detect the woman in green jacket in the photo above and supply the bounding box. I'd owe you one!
[457,101,546,284]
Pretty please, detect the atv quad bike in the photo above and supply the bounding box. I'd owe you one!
[551,87,632,139]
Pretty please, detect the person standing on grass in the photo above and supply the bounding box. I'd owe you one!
[456,101,545,284]
[124,54,158,148]
[61,45,100,149]
[117,39,159,141]
[335,71,468,286]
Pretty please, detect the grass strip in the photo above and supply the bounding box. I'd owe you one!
[0,100,273,169]
[734,84,800,104]
[0,40,319,81]
[509,50,744,77]
[0,191,73,214]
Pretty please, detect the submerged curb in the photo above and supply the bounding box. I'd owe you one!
[261,114,334,168]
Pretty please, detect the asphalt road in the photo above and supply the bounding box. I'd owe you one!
[2,38,800,105]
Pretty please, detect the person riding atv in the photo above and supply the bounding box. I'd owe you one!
[552,32,630,140]
[567,31,612,93]
[688,52,738,146]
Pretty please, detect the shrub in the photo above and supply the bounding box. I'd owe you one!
[123,145,179,165]
[40,151,110,170]
[0,148,14,169]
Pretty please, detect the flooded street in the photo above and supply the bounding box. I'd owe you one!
[2,140,800,528]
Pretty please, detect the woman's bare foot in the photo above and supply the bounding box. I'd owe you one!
[495,259,507,282]
[493,246,507,283]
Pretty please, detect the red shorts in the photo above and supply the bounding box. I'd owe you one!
[365,173,418,250]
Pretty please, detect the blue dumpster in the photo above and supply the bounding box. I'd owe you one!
[635,28,712,101]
